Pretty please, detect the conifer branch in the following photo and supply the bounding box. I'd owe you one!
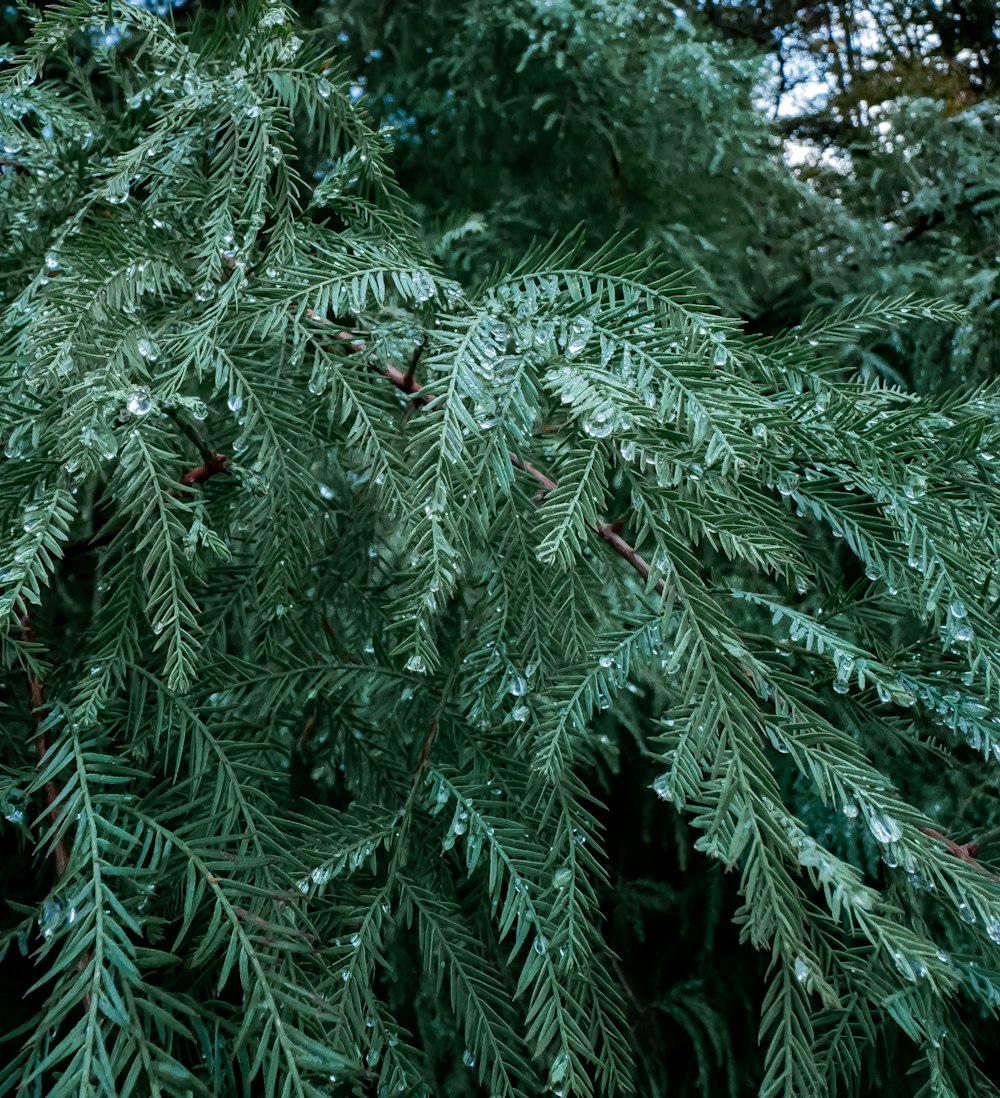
[5,7,1000,1093]
[178,451,229,489]
[920,827,1000,882]
[309,315,664,594]
[64,449,229,557]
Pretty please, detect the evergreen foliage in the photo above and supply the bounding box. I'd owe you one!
[1,3,1000,1098]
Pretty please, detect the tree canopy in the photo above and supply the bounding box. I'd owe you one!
[2,3,1000,1098]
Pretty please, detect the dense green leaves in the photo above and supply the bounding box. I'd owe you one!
[2,3,1000,1098]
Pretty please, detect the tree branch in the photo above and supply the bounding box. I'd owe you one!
[178,450,229,489]
[65,447,228,558]
[306,315,665,595]
[920,826,1000,883]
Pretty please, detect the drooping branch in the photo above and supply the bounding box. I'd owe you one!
[24,446,230,876]
[65,447,229,558]
[307,317,665,595]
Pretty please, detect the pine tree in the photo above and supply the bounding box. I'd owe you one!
[678,0,1000,393]
[2,3,1000,1098]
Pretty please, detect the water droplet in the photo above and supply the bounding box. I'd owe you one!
[793,956,809,984]
[137,337,158,361]
[533,934,547,954]
[552,866,572,889]
[245,103,262,119]
[310,867,332,886]
[3,790,25,824]
[317,77,332,100]
[949,598,967,619]
[752,423,767,442]
[4,434,29,460]
[598,655,614,669]
[957,902,976,924]
[842,801,859,819]
[259,5,287,28]
[405,654,426,674]
[105,180,130,205]
[565,317,592,357]
[582,406,614,438]
[412,271,436,302]
[508,676,527,697]
[44,252,60,271]
[127,390,152,416]
[350,933,362,948]
[462,1049,476,1068]
[319,484,335,501]
[904,472,927,500]
[777,471,800,497]
[867,813,901,844]
[227,393,243,413]
[37,896,65,940]
[652,773,672,801]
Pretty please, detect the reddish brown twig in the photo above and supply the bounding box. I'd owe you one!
[295,713,317,758]
[178,451,228,489]
[507,452,556,493]
[920,826,1000,882]
[384,363,423,397]
[596,520,660,592]
[305,313,664,596]
[19,611,70,878]
[64,449,228,558]
[303,311,367,356]
[403,339,425,392]
[389,374,663,594]
[413,718,438,785]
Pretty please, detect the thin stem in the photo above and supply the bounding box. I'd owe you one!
[403,338,425,390]
[64,447,229,557]
[178,451,229,489]
[920,826,1000,883]
[306,311,663,595]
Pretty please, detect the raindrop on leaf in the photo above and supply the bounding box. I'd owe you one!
[127,390,152,416]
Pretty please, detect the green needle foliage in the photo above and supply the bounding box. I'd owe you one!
[1,4,1000,1098]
